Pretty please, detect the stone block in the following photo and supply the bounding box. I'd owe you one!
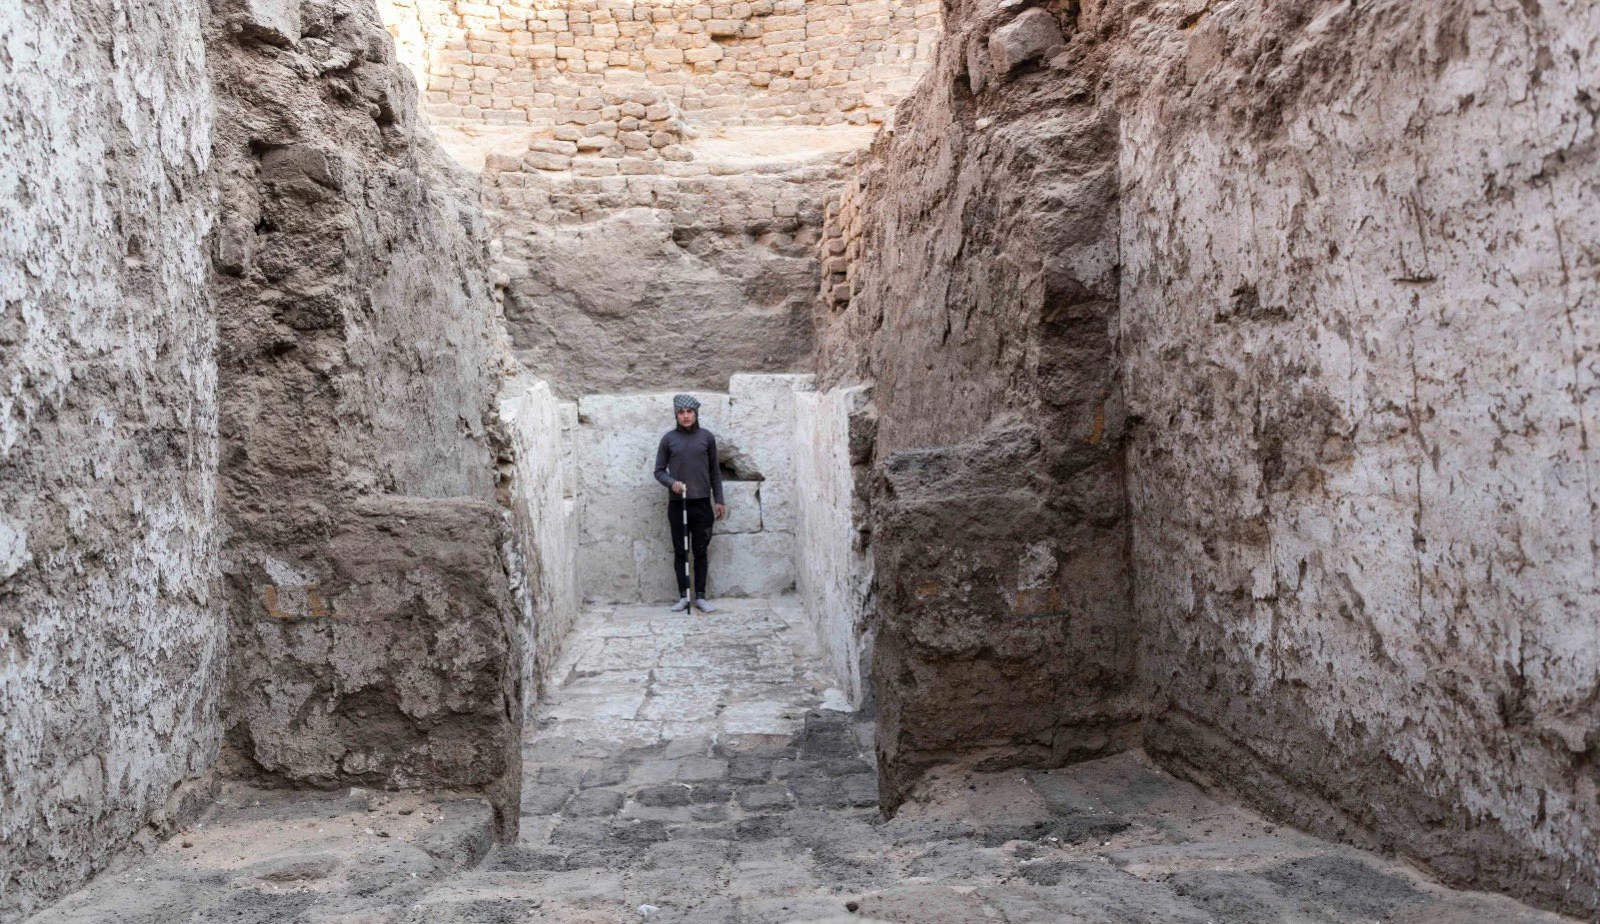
[675,757,728,781]
[708,530,795,597]
[689,782,732,804]
[987,8,1063,79]
[720,481,762,533]
[567,789,625,816]
[581,485,666,545]
[728,373,813,532]
[415,800,498,871]
[737,784,792,811]
[522,783,573,815]
[643,47,685,66]
[573,161,621,177]
[524,151,573,171]
[728,756,773,782]
[685,45,725,64]
[630,759,683,785]
[532,138,579,156]
[572,159,620,175]
[581,764,631,789]
[635,783,693,807]
[580,538,639,603]
[634,538,680,603]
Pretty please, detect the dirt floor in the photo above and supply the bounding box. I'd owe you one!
[30,598,1577,922]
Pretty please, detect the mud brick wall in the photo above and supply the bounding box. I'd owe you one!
[221,498,520,804]
[813,0,1137,810]
[382,0,939,128]
[485,155,852,395]
[207,0,523,830]
[820,0,1600,916]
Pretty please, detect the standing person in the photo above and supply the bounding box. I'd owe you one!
[654,394,726,612]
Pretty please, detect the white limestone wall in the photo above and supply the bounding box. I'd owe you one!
[794,385,874,707]
[577,374,812,603]
[499,378,581,720]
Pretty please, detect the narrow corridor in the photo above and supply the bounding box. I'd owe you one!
[32,599,1576,923]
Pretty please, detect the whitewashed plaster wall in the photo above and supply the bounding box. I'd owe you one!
[1118,3,1600,913]
[0,0,221,915]
[576,374,812,603]
[499,377,582,721]
[793,384,875,707]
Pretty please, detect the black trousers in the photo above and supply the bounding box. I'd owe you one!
[668,497,714,596]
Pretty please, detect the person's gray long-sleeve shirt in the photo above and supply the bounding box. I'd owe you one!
[654,425,724,503]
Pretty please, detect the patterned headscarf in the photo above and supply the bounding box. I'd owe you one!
[673,394,701,412]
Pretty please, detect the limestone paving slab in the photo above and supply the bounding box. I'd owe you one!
[30,595,1583,923]
[477,596,1581,924]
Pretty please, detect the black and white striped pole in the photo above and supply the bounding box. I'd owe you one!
[681,481,693,608]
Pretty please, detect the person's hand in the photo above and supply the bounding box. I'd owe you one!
[714,503,726,520]
[672,481,686,495]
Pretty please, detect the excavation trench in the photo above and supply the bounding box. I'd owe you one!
[30,597,1574,923]
[7,0,1597,919]
[23,371,1587,923]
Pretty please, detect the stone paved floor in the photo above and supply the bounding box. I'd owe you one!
[30,597,1577,923]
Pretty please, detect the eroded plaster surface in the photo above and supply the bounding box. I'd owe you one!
[7,0,1599,918]
[1118,1,1600,912]
[0,0,222,915]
